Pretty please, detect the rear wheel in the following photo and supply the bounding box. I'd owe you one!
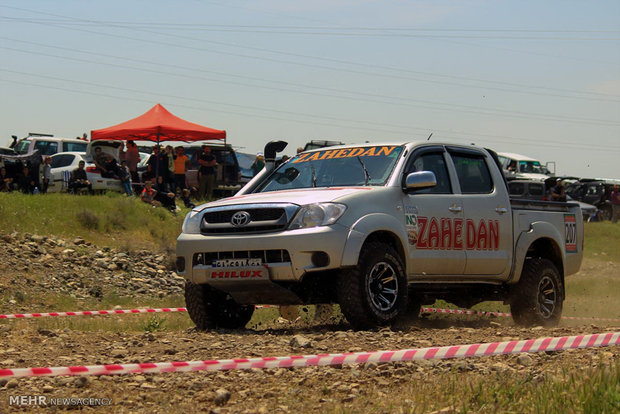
[184,282,254,330]
[337,242,408,330]
[511,259,563,327]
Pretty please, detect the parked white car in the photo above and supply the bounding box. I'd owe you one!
[13,134,88,157]
[47,141,124,193]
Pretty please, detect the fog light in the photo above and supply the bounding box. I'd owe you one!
[311,251,329,267]
[176,256,186,272]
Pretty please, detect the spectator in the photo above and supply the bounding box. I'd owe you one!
[140,180,159,206]
[101,154,120,179]
[296,147,304,154]
[181,188,195,209]
[173,146,189,191]
[611,184,620,223]
[119,141,127,163]
[17,166,36,194]
[0,167,13,192]
[126,140,140,182]
[165,145,176,190]
[40,156,52,193]
[119,160,132,196]
[551,179,566,202]
[198,146,216,200]
[251,153,265,176]
[147,145,168,183]
[82,132,88,141]
[93,147,108,174]
[507,160,517,173]
[153,175,177,211]
[68,160,93,194]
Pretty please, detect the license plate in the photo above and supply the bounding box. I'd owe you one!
[212,258,262,268]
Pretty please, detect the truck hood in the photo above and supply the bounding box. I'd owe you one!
[196,187,375,209]
[514,173,551,182]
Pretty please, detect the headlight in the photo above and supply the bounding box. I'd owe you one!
[182,210,202,234]
[289,203,346,230]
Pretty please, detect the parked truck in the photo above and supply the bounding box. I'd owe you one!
[176,141,583,330]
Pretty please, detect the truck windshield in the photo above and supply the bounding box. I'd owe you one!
[14,140,31,154]
[518,160,547,174]
[256,145,403,192]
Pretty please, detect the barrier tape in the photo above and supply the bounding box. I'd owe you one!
[421,307,620,322]
[1,306,618,323]
[0,332,617,378]
[0,308,187,319]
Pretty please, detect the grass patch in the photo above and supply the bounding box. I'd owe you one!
[0,192,186,251]
[584,221,620,262]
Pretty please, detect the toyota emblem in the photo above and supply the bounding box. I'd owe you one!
[231,211,251,227]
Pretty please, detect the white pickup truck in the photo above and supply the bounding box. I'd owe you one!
[176,141,583,330]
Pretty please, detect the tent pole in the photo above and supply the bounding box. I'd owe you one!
[155,130,160,184]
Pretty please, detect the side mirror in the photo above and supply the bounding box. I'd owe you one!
[405,171,437,191]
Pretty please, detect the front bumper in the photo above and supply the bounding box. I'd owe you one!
[176,223,350,285]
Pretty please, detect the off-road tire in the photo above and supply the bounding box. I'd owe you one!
[184,282,254,330]
[337,242,408,330]
[511,258,563,327]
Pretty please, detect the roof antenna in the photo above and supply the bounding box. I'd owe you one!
[427,133,433,141]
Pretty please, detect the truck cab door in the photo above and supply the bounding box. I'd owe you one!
[446,147,513,277]
[401,146,466,277]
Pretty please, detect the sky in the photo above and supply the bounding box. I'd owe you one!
[1,0,619,178]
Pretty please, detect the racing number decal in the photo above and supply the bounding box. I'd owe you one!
[564,214,577,253]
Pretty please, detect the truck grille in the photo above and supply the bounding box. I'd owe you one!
[203,208,284,223]
[200,203,298,234]
[193,250,291,266]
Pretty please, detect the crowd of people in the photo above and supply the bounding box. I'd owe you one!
[0,156,52,194]
[0,140,205,214]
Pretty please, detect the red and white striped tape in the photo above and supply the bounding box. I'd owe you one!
[0,306,618,323]
[0,308,187,319]
[0,332,617,378]
[422,307,512,318]
[421,307,620,322]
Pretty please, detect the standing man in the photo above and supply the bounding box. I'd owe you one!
[174,146,189,192]
[147,145,167,183]
[126,140,140,183]
[165,145,176,190]
[611,184,620,223]
[40,156,52,193]
[198,146,216,200]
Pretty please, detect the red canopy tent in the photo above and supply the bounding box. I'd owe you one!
[90,103,226,144]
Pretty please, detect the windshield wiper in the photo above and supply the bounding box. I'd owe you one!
[309,162,317,187]
[356,156,371,185]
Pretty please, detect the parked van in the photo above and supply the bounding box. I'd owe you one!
[13,133,88,156]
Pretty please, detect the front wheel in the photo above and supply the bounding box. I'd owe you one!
[185,282,254,330]
[511,259,563,327]
[337,242,408,330]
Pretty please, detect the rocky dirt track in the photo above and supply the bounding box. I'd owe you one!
[0,233,618,413]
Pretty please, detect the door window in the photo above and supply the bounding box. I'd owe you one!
[407,152,451,194]
[51,154,75,168]
[64,142,88,152]
[33,141,58,156]
[451,153,493,194]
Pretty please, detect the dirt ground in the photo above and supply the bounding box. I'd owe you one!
[0,234,618,413]
[0,319,618,413]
